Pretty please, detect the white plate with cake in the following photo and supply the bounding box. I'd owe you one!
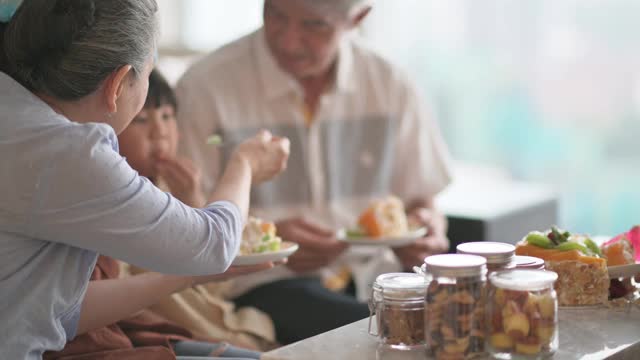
[337,196,427,247]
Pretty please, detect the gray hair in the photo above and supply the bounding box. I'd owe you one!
[2,0,158,100]
[300,0,373,18]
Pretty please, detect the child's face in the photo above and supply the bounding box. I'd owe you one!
[118,104,179,179]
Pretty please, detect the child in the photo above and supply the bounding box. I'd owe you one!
[118,69,205,208]
[118,70,277,351]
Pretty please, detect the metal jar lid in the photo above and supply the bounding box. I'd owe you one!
[372,272,427,301]
[456,241,516,265]
[514,255,545,270]
[489,269,558,291]
[424,254,487,278]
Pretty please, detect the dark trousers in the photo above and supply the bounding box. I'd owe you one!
[234,277,370,345]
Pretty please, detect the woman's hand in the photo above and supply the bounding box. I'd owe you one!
[78,260,283,335]
[232,130,290,184]
[187,261,281,286]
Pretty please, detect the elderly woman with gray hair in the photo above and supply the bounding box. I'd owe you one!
[0,0,290,359]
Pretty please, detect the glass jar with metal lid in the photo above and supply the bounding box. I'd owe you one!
[487,270,558,359]
[368,272,428,350]
[513,255,545,270]
[457,241,516,273]
[424,254,487,359]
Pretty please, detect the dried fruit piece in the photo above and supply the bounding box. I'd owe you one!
[503,313,530,340]
[536,326,555,344]
[490,333,514,350]
[538,295,556,319]
[515,338,542,355]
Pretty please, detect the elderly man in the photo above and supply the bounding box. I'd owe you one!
[176,0,453,344]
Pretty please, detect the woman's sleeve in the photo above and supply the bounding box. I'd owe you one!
[29,125,243,275]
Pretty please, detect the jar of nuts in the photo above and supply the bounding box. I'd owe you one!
[487,270,558,359]
[368,273,428,350]
[424,254,487,359]
[456,241,516,273]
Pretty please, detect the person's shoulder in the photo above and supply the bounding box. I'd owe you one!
[51,122,133,189]
[349,37,414,91]
[178,31,258,90]
[65,122,117,150]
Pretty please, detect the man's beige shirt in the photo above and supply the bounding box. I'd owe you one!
[176,29,453,299]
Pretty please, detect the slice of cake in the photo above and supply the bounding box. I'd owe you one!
[357,196,409,237]
[516,227,608,306]
[602,234,637,299]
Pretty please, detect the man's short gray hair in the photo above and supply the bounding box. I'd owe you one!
[301,0,373,18]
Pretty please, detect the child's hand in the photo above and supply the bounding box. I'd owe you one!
[156,156,206,208]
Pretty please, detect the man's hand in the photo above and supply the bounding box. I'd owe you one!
[277,217,348,274]
[156,156,206,208]
[393,207,449,269]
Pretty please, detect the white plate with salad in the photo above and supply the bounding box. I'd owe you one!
[336,227,427,247]
[232,241,299,266]
[232,217,298,266]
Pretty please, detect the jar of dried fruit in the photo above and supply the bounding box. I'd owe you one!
[456,241,516,273]
[368,272,428,351]
[487,270,558,359]
[424,254,487,359]
[513,255,545,270]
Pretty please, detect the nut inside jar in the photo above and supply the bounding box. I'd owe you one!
[426,277,486,359]
[369,272,427,349]
[378,301,425,347]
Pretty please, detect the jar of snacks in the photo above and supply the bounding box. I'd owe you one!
[368,273,428,350]
[424,254,487,359]
[487,270,558,359]
[513,255,545,270]
[457,241,516,273]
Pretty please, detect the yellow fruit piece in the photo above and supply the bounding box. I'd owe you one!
[502,300,520,319]
[490,333,514,350]
[504,313,530,340]
[516,341,542,355]
[538,295,556,319]
[523,293,540,314]
[536,326,555,344]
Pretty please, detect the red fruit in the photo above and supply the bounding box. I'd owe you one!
[609,279,629,299]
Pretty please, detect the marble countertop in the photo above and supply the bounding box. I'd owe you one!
[263,304,640,360]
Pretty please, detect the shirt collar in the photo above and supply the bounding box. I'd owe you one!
[253,28,357,101]
[333,35,356,94]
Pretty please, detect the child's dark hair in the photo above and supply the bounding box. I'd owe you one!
[146,69,177,112]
